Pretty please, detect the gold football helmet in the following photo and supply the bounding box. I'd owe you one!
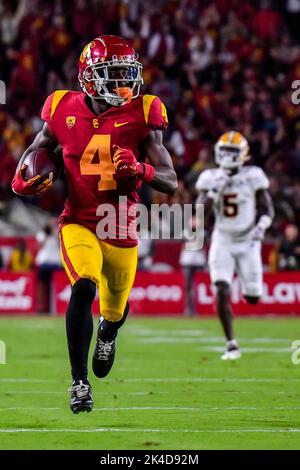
[215,131,249,169]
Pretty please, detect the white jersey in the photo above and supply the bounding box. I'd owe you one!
[196,166,269,240]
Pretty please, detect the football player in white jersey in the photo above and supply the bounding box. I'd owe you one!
[196,131,274,360]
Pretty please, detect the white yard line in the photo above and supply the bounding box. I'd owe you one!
[198,347,293,353]
[0,379,58,383]
[0,407,61,411]
[0,406,299,412]
[3,390,270,395]
[127,328,293,343]
[0,377,298,383]
[111,378,299,383]
[137,338,294,347]
[136,337,227,344]
[126,328,206,336]
[0,428,299,434]
[3,390,161,395]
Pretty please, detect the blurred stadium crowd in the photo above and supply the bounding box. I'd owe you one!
[1,0,300,268]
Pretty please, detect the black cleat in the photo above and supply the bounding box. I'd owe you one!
[92,319,116,378]
[69,380,93,414]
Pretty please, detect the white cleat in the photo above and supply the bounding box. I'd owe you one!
[221,348,241,361]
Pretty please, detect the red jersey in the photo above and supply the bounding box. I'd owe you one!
[41,90,168,247]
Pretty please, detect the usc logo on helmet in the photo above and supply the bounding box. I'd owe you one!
[79,41,95,64]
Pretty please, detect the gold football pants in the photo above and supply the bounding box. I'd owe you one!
[59,224,138,322]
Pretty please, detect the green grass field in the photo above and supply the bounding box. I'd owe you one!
[0,315,299,450]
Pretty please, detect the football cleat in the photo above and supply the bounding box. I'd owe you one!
[221,347,241,361]
[69,380,93,414]
[92,319,116,378]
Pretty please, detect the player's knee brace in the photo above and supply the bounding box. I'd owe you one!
[71,278,96,304]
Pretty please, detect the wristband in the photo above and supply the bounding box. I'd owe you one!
[139,162,156,183]
[257,215,272,231]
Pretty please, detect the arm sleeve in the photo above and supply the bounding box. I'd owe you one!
[142,94,168,131]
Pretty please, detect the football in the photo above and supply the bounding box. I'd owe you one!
[23,148,61,183]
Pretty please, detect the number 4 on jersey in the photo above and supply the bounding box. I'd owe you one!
[80,134,117,191]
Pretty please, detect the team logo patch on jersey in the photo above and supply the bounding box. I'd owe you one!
[93,119,100,128]
[66,116,76,129]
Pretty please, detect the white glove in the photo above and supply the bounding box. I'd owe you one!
[252,215,272,241]
[252,225,266,241]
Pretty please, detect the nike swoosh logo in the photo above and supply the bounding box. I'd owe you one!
[114,121,129,127]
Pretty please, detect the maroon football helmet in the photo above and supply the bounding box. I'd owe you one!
[78,35,143,106]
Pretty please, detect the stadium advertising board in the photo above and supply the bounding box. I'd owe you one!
[52,271,300,316]
[52,271,99,315]
[52,270,185,315]
[0,273,36,314]
[195,272,300,315]
[129,272,185,314]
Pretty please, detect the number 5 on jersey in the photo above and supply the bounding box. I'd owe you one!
[223,193,238,217]
[80,135,117,191]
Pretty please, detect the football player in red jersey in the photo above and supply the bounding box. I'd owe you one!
[12,35,178,413]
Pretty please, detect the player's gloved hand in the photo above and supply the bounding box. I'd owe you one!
[12,164,53,196]
[251,215,272,241]
[113,146,155,183]
[207,175,230,203]
[251,224,265,241]
[113,146,142,178]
